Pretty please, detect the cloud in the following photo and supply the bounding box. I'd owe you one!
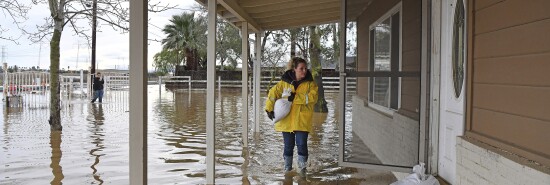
[1,0,200,72]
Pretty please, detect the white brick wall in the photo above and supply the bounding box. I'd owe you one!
[352,96,419,166]
[456,137,550,185]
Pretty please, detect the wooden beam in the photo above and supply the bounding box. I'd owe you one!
[226,17,241,23]
[217,5,228,13]
[221,11,237,19]
[249,1,339,19]
[264,16,339,31]
[241,22,249,148]
[233,22,255,32]
[243,0,338,14]
[206,0,217,184]
[238,0,297,8]
[254,33,261,132]
[219,0,261,32]
[263,15,339,30]
[256,7,339,24]
[129,0,147,184]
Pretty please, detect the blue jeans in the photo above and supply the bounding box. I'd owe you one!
[282,131,308,157]
[92,90,104,102]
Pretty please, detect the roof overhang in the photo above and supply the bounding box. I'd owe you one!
[195,0,373,32]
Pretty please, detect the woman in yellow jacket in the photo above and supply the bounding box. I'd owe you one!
[264,57,318,176]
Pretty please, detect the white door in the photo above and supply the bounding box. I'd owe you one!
[438,0,466,183]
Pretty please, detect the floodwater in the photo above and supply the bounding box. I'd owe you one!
[0,85,395,184]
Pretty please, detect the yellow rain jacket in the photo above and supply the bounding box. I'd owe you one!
[265,70,318,133]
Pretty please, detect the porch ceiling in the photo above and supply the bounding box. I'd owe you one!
[195,0,371,32]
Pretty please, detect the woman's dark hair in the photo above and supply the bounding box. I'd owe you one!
[286,57,308,70]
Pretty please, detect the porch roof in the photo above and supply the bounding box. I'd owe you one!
[195,0,371,32]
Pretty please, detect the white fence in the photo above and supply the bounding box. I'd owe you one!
[1,71,355,108]
[2,72,51,108]
[105,76,130,90]
[0,70,137,108]
[157,75,356,93]
[256,76,357,92]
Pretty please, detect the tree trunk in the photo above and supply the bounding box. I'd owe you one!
[290,29,297,58]
[50,131,64,183]
[193,49,199,70]
[332,23,340,71]
[220,57,225,71]
[185,48,197,71]
[49,25,62,131]
[248,45,253,69]
[308,26,328,112]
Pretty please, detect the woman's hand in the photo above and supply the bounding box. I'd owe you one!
[287,92,296,102]
[266,110,275,120]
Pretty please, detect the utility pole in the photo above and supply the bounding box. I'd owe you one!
[91,0,97,74]
[38,43,42,68]
[88,0,98,95]
[1,46,5,63]
[76,41,80,69]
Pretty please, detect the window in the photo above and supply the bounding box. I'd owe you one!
[452,0,465,98]
[369,6,401,112]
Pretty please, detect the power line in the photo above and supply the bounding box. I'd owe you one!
[38,43,42,67]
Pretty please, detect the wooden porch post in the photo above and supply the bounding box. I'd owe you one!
[206,0,217,183]
[254,33,262,133]
[241,23,249,147]
[337,0,347,165]
[129,0,147,184]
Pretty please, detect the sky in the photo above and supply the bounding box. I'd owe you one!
[0,0,198,72]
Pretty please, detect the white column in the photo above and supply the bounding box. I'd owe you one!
[254,33,262,133]
[241,23,249,147]
[129,0,147,184]
[429,0,442,174]
[420,0,429,167]
[3,63,7,101]
[206,0,217,183]
[338,0,347,165]
[80,69,84,96]
[88,67,92,99]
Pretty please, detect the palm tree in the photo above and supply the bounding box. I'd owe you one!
[161,12,207,71]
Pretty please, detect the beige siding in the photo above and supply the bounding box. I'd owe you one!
[474,53,550,86]
[475,0,550,34]
[475,0,505,11]
[472,108,550,155]
[473,84,550,121]
[468,0,550,166]
[474,18,550,58]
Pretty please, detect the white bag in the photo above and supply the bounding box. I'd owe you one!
[390,163,440,185]
[272,88,292,124]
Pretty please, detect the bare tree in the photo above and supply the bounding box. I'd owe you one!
[0,0,30,43]
[25,0,175,131]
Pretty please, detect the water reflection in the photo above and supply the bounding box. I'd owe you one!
[50,131,64,185]
[89,104,105,184]
[1,86,397,184]
[240,147,251,185]
[150,89,396,184]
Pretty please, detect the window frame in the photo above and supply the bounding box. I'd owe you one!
[368,3,402,115]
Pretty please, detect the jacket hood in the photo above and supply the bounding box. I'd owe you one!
[281,69,313,84]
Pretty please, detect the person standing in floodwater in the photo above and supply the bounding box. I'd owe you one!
[264,57,318,176]
[91,72,104,103]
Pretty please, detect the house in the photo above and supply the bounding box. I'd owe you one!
[127,0,550,184]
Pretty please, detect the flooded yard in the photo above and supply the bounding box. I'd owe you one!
[0,85,395,184]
